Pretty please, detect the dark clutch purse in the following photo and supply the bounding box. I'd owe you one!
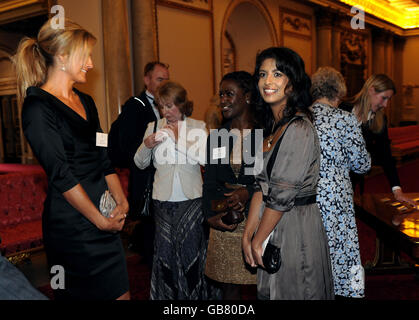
[262,242,281,274]
[210,198,244,225]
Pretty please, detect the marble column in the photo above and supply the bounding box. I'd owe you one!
[371,29,387,74]
[331,13,346,71]
[372,29,398,124]
[131,0,158,95]
[102,0,133,126]
[385,34,394,79]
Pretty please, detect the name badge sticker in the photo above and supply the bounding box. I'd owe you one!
[212,146,226,160]
[96,132,108,147]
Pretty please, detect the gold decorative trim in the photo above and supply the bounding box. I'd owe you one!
[284,15,310,33]
[279,6,314,73]
[308,0,419,36]
[338,0,419,29]
[157,0,212,14]
[7,252,31,265]
[280,7,313,40]
[5,246,44,265]
[0,0,41,12]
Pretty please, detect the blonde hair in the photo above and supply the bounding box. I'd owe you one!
[350,74,396,133]
[12,18,96,105]
[311,66,347,102]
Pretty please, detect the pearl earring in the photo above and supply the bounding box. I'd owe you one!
[61,65,66,72]
[246,100,250,104]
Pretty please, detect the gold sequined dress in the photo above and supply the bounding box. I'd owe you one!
[204,129,257,284]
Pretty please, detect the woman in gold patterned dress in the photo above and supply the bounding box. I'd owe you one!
[202,71,263,299]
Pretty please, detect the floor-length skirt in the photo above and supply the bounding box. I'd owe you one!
[257,202,335,300]
[151,198,208,300]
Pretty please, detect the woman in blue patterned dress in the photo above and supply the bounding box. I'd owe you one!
[310,66,371,298]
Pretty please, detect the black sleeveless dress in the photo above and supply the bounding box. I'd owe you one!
[22,86,129,300]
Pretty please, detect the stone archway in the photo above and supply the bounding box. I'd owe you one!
[220,0,277,76]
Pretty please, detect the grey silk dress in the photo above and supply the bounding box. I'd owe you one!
[255,115,334,300]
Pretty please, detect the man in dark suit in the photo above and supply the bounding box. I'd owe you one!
[109,61,169,266]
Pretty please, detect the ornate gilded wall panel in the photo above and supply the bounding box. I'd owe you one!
[280,7,314,74]
[340,29,369,96]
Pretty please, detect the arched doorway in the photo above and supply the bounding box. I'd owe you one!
[0,14,48,163]
[0,47,20,163]
[221,0,277,76]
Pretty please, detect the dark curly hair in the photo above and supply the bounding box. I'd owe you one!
[253,47,312,136]
[220,71,263,128]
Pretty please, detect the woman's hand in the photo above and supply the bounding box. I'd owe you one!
[242,232,257,268]
[97,204,127,232]
[164,121,179,142]
[207,212,238,232]
[224,188,249,211]
[144,133,162,149]
[393,189,417,207]
[251,237,265,268]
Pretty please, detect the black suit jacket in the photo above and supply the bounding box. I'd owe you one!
[117,91,158,164]
[202,121,259,219]
[117,91,158,213]
[340,102,400,188]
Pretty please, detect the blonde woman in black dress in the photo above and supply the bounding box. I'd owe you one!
[14,18,130,300]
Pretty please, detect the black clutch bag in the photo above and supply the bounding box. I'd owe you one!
[221,209,244,225]
[211,199,244,225]
[262,242,281,274]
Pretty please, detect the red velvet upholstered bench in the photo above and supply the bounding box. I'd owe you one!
[0,164,130,264]
[388,125,419,161]
[0,167,47,263]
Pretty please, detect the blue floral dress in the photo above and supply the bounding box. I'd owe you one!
[312,103,371,298]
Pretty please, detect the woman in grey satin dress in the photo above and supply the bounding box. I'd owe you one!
[242,47,334,300]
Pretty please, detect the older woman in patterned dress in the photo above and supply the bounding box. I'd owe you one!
[310,66,371,298]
